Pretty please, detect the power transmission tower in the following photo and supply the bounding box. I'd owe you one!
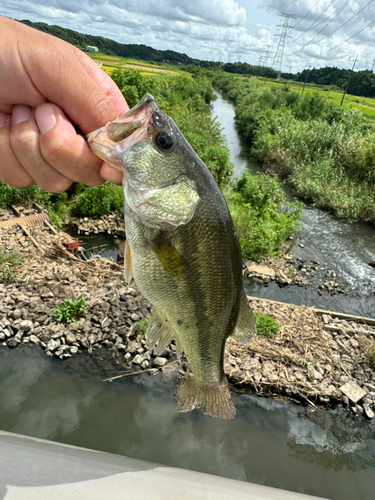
[371,59,375,72]
[272,13,295,75]
[263,45,271,68]
[341,55,358,105]
[258,55,265,66]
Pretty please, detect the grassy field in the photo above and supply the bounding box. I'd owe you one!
[88,53,185,77]
[245,77,375,121]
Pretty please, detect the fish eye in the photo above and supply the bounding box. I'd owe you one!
[155,131,173,150]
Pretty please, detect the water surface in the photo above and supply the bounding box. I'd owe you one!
[1,346,374,500]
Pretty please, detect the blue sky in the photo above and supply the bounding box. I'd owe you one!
[2,0,375,73]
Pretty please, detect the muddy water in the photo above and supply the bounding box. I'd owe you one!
[1,345,375,500]
[212,92,375,318]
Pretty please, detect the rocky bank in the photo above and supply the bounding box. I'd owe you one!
[1,205,375,419]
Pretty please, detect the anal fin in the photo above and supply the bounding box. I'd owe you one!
[231,290,257,345]
[124,239,133,284]
[175,373,236,419]
[146,310,183,356]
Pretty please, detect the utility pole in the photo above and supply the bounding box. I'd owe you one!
[301,64,312,94]
[272,13,295,76]
[340,55,358,105]
[284,66,292,86]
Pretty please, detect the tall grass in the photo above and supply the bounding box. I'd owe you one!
[213,74,375,223]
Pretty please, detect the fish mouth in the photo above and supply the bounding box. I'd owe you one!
[86,93,157,170]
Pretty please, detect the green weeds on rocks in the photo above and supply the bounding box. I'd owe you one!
[51,294,87,324]
[254,312,279,338]
[0,250,20,282]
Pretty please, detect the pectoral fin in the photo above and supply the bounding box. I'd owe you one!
[146,310,183,357]
[231,291,257,345]
[150,232,187,280]
[124,239,133,284]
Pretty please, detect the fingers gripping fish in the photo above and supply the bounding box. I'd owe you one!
[87,94,257,419]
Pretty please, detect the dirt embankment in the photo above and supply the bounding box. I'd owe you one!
[1,206,375,419]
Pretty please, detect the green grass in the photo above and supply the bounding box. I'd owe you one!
[51,294,87,323]
[254,312,279,338]
[0,250,20,282]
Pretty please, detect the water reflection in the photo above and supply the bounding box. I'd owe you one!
[1,346,374,500]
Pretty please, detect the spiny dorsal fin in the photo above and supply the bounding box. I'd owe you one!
[124,239,133,284]
[231,291,257,345]
[149,232,187,280]
[146,310,183,356]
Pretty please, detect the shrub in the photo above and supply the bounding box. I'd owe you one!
[73,183,124,217]
[254,312,279,337]
[225,173,302,260]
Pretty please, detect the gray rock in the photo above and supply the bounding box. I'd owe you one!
[7,338,18,349]
[340,380,367,403]
[65,332,76,345]
[141,360,149,369]
[0,332,5,341]
[131,313,140,322]
[9,309,21,320]
[363,404,374,419]
[38,331,51,343]
[133,354,144,365]
[29,335,40,344]
[46,339,61,352]
[124,352,131,361]
[19,320,33,332]
[153,357,168,368]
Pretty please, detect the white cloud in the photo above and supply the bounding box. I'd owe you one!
[1,0,375,71]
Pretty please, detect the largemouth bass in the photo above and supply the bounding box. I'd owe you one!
[87,94,256,419]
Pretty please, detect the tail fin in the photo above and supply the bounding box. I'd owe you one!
[175,373,236,419]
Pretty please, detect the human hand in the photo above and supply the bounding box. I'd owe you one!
[0,16,126,191]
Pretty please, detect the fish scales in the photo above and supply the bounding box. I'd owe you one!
[87,94,257,419]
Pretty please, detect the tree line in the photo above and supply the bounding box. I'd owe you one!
[282,66,375,98]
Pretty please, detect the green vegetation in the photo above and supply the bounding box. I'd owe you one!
[51,294,87,323]
[368,348,375,371]
[213,74,375,223]
[225,173,302,260]
[254,312,279,338]
[134,316,150,337]
[0,250,20,282]
[73,183,124,217]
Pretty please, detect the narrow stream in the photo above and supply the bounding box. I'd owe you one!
[212,92,375,318]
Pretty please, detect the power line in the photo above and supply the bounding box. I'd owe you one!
[304,0,375,48]
[292,0,321,29]
[324,19,375,55]
[289,1,349,56]
[341,55,358,105]
[291,0,336,44]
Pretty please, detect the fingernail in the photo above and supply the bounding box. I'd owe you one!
[0,112,10,128]
[35,104,57,134]
[13,105,32,125]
